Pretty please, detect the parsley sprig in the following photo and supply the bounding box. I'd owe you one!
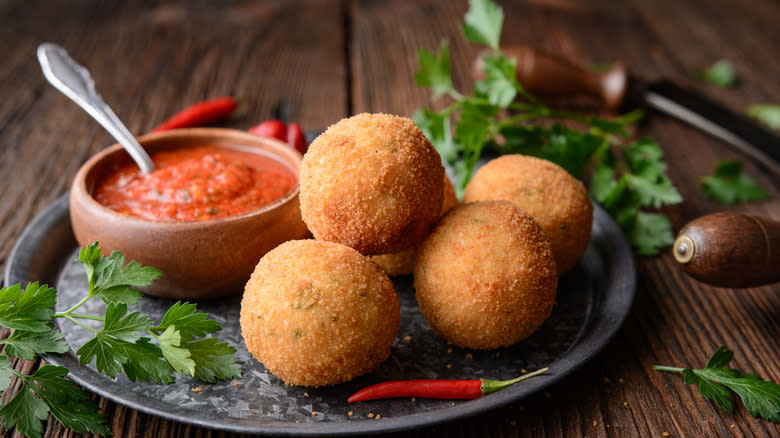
[0,242,242,437]
[700,160,769,204]
[654,345,780,423]
[413,0,682,255]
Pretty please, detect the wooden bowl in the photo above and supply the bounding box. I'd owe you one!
[70,128,311,299]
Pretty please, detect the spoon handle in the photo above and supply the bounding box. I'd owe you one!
[37,43,155,174]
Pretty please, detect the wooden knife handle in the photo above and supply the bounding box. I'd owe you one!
[473,45,628,110]
[673,212,780,288]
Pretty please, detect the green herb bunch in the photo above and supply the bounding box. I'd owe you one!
[413,0,682,255]
[655,345,780,423]
[0,242,242,438]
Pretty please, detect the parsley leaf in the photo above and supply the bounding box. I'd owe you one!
[150,302,242,382]
[155,325,196,376]
[102,302,154,341]
[623,139,683,208]
[497,124,604,177]
[76,303,154,378]
[0,382,50,438]
[1,242,241,437]
[184,338,242,383]
[414,108,458,163]
[475,53,518,106]
[26,365,112,435]
[80,242,162,305]
[589,164,620,202]
[119,337,174,384]
[630,211,675,256]
[0,355,13,391]
[462,0,503,50]
[699,59,735,88]
[747,104,780,130]
[0,365,111,438]
[453,101,494,193]
[1,329,69,360]
[414,0,682,255]
[701,160,769,204]
[152,301,222,339]
[655,345,780,423]
[414,39,454,101]
[0,283,57,332]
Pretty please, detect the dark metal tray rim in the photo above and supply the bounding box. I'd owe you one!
[4,194,636,436]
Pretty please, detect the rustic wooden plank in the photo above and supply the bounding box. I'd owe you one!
[350,0,471,115]
[2,0,779,437]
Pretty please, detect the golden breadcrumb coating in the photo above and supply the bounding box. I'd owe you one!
[299,113,444,255]
[369,246,418,278]
[240,239,400,387]
[414,201,557,349]
[371,175,459,276]
[463,154,592,274]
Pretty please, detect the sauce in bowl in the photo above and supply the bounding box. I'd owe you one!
[93,145,297,221]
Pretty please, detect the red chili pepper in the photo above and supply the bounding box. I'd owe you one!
[286,122,307,154]
[347,367,548,403]
[248,120,309,154]
[152,97,237,132]
[248,119,287,142]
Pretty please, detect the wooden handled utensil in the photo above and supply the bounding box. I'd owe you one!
[673,212,780,288]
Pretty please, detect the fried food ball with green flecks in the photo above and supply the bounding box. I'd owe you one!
[240,239,400,387]
[463,155,592,274]
[299,113,444,255]
[370,174,459,276]
[414,201,557,350]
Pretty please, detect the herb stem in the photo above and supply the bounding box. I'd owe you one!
[62,314,99,334]
[497,110,549,126]
[55,294,93,317]
[507,101,544,112]
[546,108,590,124]
[66,313,105,322]
[653,365,685,373]
[448,89,467,102]
[9,368,27,379]
[516,88,544,107]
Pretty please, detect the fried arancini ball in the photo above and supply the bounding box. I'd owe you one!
[240,240,400,387]
[370,175,459,276]
[463,155,592,274]
[414,201,557,349]
[299,113,444,255]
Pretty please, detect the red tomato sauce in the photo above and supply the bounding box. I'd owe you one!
[93,145,297,221]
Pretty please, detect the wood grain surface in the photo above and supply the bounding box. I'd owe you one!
[2,0,778,437]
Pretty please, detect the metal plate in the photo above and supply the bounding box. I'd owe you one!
[4,194,635,436]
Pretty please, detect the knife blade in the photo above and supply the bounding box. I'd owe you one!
[473,45,780,175]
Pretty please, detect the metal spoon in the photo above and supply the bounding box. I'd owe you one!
[37,42,155,174]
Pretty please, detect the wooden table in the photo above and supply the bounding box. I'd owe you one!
[2,1,778,437]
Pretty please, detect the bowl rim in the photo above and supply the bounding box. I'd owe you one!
[72,127,303,228]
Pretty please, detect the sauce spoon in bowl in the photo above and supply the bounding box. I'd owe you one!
[37,42,155,174]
